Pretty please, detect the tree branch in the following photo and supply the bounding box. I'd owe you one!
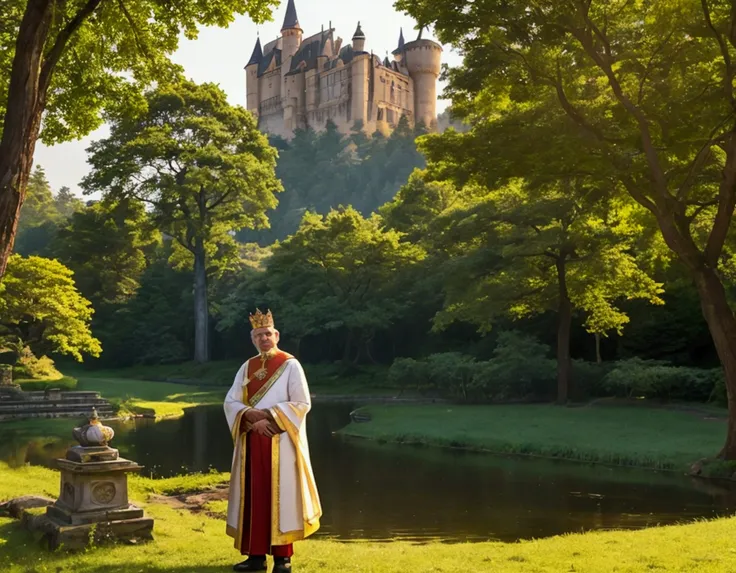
[705,130,736,266]
[701,0,735,104]
[38,0,104,97]
[573,6,672,202]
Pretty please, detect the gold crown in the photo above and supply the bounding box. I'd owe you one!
[249,308,275,330]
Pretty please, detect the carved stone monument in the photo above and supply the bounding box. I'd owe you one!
[41,408,154,549]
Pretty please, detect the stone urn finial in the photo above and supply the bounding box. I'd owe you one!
[73,407,115,447]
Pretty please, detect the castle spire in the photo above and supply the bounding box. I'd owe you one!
[281,0,299,30]
[353,21,365,40]
[246,36,263,67]
[392,28,405,55]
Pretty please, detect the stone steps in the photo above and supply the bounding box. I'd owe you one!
[0,391,114,421]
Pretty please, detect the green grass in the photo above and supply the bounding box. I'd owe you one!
[2,462,736,572]
[340,404,727,471]
[70,360,396,396]
[14,376,78,391]
[74,376,225,419]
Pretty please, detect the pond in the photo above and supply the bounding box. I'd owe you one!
[3,403,736,543]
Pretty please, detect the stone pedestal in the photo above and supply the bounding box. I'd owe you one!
[39,423,154,549]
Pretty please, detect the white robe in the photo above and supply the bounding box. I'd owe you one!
[224,356,322,548]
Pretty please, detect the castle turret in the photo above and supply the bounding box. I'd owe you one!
[352,21,366,53]
[245,37,262,117]
[280,0,302,59]
[392,28,405,62]
[404,36,442,129]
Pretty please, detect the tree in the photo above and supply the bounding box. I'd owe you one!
[264,207,425,366]
[54,186,84,219]
[13,164,62,256]
[53,199,160,305]
[0,254,102,361]
[82,80,281,362]
[0,0,276,278]
[397,0,736,457]
[18,165,59,227]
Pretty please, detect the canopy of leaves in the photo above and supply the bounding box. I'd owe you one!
[0,0,278,145]
[53,199,161,305]
[0,254,102,361]
[262,207,425,344]
[240,117,426,244]
[81,80,281,264]
[398,0,736,274]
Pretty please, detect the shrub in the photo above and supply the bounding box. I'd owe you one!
[474,331,556,401]
[602,358,721,402]
[14,347,62,380]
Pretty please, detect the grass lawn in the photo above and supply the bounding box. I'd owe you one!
[69,360,397,397]
[2,462,736,572]
[340,403,727,471]
[75,376,225,419]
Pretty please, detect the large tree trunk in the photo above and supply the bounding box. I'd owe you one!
[0,0,54,277]
[556,257,573,405]
[692,267,736,459]
[0,0,102,278]
[193,238,209,363]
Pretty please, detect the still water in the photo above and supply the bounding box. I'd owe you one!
[3,403,736,542]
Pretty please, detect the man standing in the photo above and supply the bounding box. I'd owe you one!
[224,309,322,572]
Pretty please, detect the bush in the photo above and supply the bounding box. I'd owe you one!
[14,347,62,380]
[388,332,556,402]
[602,358,722,402]
[473,331,556,401]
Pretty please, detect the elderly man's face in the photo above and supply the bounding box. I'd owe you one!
[252,327,279,353]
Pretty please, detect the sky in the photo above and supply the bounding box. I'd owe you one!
[32,0,462,197]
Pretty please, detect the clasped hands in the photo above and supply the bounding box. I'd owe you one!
[242,408,283,438]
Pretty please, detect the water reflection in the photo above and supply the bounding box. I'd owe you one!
[2,403,736,542]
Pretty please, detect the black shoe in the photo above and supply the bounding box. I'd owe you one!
[273,557,292,572]
[233,556,267,572]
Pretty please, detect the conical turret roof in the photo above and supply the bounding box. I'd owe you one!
[353,21,365,40]
[282,0,300,30]
[391,28,405,55]
[246,36,263,67]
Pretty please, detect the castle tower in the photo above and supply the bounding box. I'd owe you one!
[280,0,302,59]
[245,36,262,117]
[404,34,442,129]
[352,21,366,53]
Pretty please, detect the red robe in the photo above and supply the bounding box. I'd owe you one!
[239,351,294,558]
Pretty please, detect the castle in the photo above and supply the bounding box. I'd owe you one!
[244,0,442,139]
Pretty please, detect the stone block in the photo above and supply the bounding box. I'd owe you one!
[20,508,154,550]
[66,446,119,463]
[47,503,144,526]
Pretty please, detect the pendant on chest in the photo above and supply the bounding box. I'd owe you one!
[254,367,268,381]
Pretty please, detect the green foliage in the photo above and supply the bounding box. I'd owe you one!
[389,332,556,402]
[603,358,724,403]
[82,80,281,260]
[15,376,78,392]
[0,254,101,361]
[0,0,278,146]
[90,253,193,367]
[473,331,557,400]
[262,207,425,361]
[240,118,426,244]
[53,199,161,305]
[14,347,62,380]
[17,166,61,228]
